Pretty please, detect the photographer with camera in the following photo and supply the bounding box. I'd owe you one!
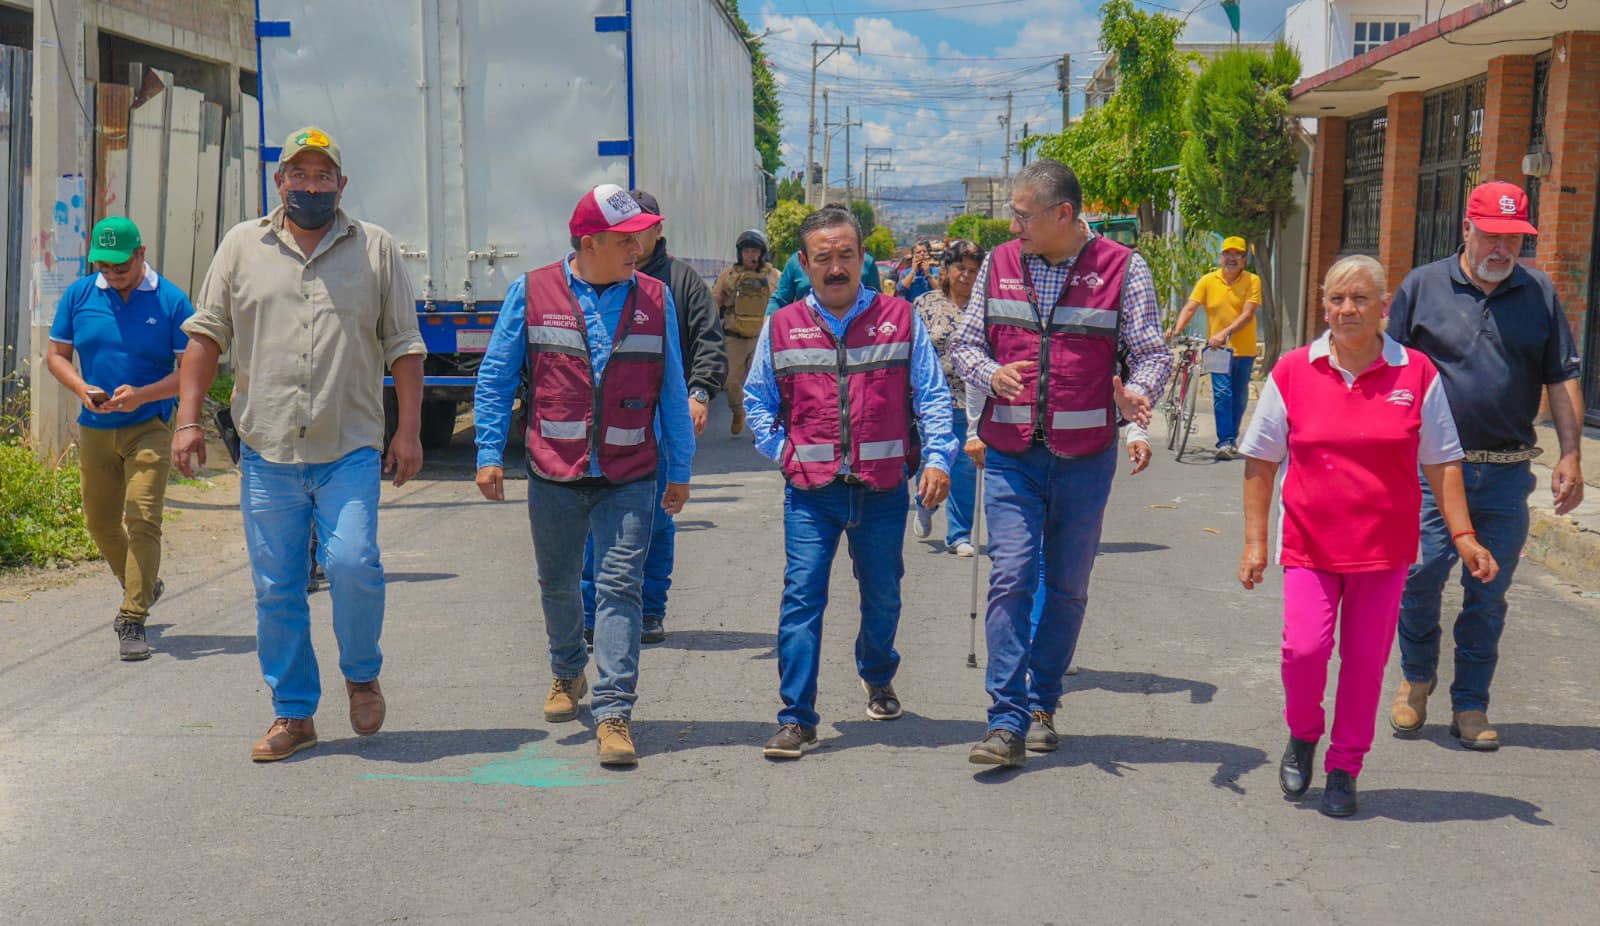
[896,240,938,302]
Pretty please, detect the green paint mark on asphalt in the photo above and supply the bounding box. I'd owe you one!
[360,743,613,789]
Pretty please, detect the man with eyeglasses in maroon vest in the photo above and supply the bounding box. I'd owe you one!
[951,160,1174,767]
[473,185,696,768]
[744,205,957,759]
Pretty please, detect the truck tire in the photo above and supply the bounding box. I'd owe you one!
[420,399,459,449]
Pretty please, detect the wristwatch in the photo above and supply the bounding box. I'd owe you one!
[689,387,710,404]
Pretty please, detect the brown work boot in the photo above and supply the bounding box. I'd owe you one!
[1450,710,1500,751]
[251,718,318,762]
[346,678,386,735]
[731,407,746,435]
[596,716,638,766]
[544,675,588,723]
[1389,677,1436,738]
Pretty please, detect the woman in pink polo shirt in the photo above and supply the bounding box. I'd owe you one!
[1237,255,1497,818]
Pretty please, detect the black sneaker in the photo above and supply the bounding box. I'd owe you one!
[861,679,902,720]
[641,615,666,645]
[583,625,594,651]
[968,729,1025,767]
[1320,769,1358,817]
[1025,711,1059,752]
[1279,735,1317,798]
[762,723,819,759]
[115,617,151,661]
[306,562,323,594]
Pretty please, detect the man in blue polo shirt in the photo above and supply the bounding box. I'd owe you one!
[46,216,193,661]
[1386,181,1585,751]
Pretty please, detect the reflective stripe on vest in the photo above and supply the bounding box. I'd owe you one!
[985,297,1040,330]
[527,324,588,355]
[540,418,587,440]
[1050,305,1118,334]
[1052,409,1108,430]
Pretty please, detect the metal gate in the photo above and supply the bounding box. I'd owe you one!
[1585,171,1600,428]
[1413,77,1485,267]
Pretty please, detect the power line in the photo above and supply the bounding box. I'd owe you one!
[768,0,1029,16]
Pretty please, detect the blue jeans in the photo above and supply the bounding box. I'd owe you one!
[982,443,1117,735]
[527,475,656,721]
[582,464,673,627]
[1398,462,1535,712]
[1211,355,1255,447]
[778,480,907,727]
[239,445,385,720]
[916,409,977,547]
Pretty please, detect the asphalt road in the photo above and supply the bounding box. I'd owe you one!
[3,402,1598,924]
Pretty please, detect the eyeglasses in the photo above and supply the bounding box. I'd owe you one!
[94,257,138,274]
[1008,201,1064,226]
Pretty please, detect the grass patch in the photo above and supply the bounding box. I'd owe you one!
[207,369,236,407]
[0,438,99,569]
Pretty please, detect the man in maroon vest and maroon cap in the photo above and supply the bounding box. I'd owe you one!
[472,184,697,768]
[743,205,957,759]
[951,160,1173,767]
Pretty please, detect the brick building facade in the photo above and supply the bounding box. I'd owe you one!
[1291,1,1600,425]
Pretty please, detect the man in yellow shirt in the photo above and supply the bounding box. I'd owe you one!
[1165,236,1261,460]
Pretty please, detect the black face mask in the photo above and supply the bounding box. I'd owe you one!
[284,190,338,230]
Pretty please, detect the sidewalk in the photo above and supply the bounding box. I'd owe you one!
[1527,422,1600,593]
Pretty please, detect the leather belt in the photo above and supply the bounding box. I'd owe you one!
[1461,447,1543,464]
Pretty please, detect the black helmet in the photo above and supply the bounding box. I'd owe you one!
[735,228,769,262]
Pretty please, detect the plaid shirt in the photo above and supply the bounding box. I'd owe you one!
[950,234,1173,401]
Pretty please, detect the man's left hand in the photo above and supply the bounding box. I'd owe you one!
[384,430,424,487]
[1553,454,1585,516]
[1113,376,1152,428]
[662,482,690,515]
[1207,333,1229,350]
[689,398,709,436]
[1128,439,1151,475]
[918,467,951,510]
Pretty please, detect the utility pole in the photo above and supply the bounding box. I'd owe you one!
[864,146,892,213]
[826,103,862,204]
[991,90,1013,181]
[1021,122,1030,168]
[821,90,831,204]
[29,0,89,457]
[1057,53,1071,133]
[806,37,859,207]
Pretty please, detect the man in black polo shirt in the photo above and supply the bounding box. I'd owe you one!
[1386,181,1585,751]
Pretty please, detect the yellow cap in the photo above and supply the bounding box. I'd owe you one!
[1221,236,1248,254]
[280,126,342,169]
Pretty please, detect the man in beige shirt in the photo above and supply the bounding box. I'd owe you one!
[172,126,426,762]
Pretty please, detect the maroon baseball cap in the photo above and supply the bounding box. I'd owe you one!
[569,184,663,238]
[1465,181,1538,236]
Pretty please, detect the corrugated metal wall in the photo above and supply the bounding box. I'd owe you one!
[0,45,32,407]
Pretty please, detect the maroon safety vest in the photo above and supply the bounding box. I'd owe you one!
[977,237,1130,458]
[522,261,666,484]
[769,294,919,490]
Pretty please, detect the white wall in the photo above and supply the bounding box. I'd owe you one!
[1283,0,1429,81]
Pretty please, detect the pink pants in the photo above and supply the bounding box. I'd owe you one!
[1281,566,1407,777]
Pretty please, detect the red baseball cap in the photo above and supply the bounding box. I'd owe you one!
[569,184,663,238]
[1465,181,1538,235]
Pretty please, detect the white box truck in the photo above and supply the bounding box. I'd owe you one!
[255,0,767,446]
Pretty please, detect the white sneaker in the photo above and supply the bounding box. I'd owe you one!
[913,508,933,539]
[951,541,976,558]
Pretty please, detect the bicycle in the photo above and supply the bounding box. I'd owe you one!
[1161,336,1206,459]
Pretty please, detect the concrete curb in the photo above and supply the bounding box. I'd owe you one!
[1524,507,1600,592]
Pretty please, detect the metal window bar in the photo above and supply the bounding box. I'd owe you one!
[1414,77,1486,266]
[1340,110,1387,254]
[1522,55,1551,258]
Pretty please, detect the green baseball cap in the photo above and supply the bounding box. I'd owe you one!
[281,126,342,169]
[88,216,142,264]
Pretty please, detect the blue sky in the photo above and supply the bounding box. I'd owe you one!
[750,0,1303,187]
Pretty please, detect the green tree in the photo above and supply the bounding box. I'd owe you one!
[863,225,896,261]
[1136,231,1218,331]
[776,174,805,204]
[767,199,815,266]
[726,1,783,174]
[850,200,877,237]
[946,213,1013,250]
[1178,42,1302,366]
[1035,0,1192,232]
